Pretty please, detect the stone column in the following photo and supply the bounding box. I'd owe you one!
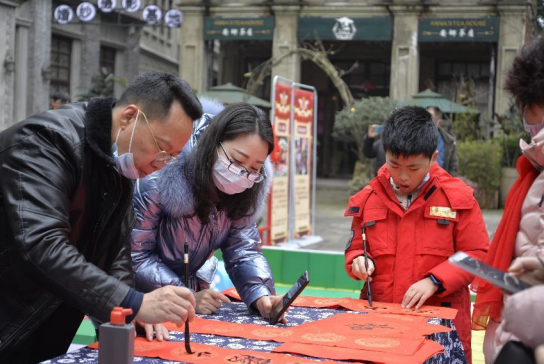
[14,19,30,123]
[77,15,101,97]
[271,5,300,83]
[494,5,527,115]
[0,1,18,130]
[389,5,422,102]
[179,6,206,93]
[27,0,52,116]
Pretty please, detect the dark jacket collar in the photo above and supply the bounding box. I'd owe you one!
[85,97,117,164]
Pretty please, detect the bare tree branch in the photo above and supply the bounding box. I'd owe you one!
[244,40,355,107]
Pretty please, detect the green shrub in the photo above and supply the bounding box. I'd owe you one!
[457,139,502,192]
[349,161,371,195]
[333,97,394,163]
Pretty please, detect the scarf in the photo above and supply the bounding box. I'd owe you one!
[471,155,538,329]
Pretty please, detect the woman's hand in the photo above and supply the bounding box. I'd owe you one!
[194,289,231,314]
[508,256,544,285]
[136,321,170,342]
[255,295,287,324]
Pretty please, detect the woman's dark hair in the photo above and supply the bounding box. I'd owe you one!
[382,106,438,159]
[504,37,544,109]
[188,103,274,224]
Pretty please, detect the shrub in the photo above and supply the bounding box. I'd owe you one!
[457,139,502,192]
[333,97,394,163]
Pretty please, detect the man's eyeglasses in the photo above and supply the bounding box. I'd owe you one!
[139,110,178,165]
[219,142,266,183]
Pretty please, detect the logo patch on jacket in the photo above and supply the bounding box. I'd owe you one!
[348,206,360,214]
[429,206,456,219]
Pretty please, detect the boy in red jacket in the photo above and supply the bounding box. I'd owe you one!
[344,106,489,364]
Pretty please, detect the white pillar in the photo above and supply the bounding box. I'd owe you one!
[389,6,422,102]
[14,21,29,123]
[179,6,207,92]
[494,5,527,115]
[271,5,300,83]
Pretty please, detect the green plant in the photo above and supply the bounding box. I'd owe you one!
[452,111,481,141]
[333,97,394,163]
[457,139,502,192]
[349,160,371,195]
[77,68,127,101]
[495,102,530,167]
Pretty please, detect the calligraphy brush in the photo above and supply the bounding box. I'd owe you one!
[184,241,193,354]
[361,226,373,307]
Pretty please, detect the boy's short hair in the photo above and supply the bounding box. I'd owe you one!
[382,106,438,159]
[504,37,544,108]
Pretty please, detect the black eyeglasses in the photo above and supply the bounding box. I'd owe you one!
[219,142,266,183]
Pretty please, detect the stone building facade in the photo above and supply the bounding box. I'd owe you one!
[178,0,532,176]
[0,0,181,132]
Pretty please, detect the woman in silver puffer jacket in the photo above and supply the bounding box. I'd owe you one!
[130,103,281,322]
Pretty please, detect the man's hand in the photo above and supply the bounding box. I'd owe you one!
[401,277,438,309]
[135,286,196,327]
[255,295,287,323]
[508,256,544,285]
[352,256,375,281]
[136,321,170,342]
[368,124,380,138]
[194,289,231,314]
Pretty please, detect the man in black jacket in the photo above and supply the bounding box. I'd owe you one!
[363,124,386,177]
[426,106,458,176]
[0,72,202,363]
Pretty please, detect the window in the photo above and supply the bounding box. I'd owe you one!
[100,46,116,75]
[335,60,390,98]
[50,35,71,96]
[436,61,491,115]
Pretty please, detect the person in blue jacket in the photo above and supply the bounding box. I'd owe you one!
[131,103,280,332]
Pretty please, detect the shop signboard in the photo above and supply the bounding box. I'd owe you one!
[204,17,274,40]
[419,17,499,42]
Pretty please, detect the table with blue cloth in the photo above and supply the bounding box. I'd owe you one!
[41,302,468,364]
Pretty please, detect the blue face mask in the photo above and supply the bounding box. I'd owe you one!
[112,110,141,180]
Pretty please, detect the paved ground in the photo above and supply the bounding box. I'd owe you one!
[308,178,503,251]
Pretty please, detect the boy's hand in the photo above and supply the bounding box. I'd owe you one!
[401,277,438,309]
[352,256,375,281]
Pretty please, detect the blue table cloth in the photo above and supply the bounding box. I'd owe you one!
[41,302,468,364]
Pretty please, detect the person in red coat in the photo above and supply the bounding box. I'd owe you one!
[344,106,489,364]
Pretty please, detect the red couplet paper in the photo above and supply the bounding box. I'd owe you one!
[220,289,457,320]
[289,312,451,338]
[91,338,353,364]
[340,298,458,320]
[164,317,297,341]
[165,314,449,356]
[272,339,444,364]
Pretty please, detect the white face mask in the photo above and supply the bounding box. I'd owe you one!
[112,110,141,180]
[212,155,254,195]
[523,106,544,138]
[524,119,544,138]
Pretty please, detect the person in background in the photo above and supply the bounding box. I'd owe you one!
[426,106,458,176]
[472,36,544,364]
[131,103,283,324]
[0,71,202,363]
[362,124,386,176]
[345,106,489,364]
[50,91,71,109]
